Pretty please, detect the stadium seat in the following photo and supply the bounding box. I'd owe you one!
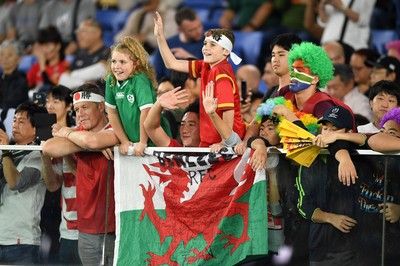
[96,9,131,47]
[181,0,225,9]
[18,55,37,73]
[371,29,399,54]
[183,0,225,30]
[3,108,15,137]
[229,31,264,72]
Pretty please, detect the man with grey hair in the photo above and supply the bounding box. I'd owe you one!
[43,83,120,265]
[326,64,372,121]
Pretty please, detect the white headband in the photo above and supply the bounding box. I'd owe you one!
[204,34,242,65]
[73,91,105,105]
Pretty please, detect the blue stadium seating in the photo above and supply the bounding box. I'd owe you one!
[230,31,264,72]
[18,55,37,73]
[184,0,225,30]
[371,29,399,54]
[181,0,225,9]
[96,9,131,47]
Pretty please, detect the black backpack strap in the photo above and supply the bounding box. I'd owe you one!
[339,0,355,42]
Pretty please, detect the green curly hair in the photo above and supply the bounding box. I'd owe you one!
[288,42,334,88]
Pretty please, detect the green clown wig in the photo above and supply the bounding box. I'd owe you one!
[288,42,334,88]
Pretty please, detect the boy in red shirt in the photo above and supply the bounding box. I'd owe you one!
[154,12,245,147]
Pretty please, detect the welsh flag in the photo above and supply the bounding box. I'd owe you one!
[113,148,268,266]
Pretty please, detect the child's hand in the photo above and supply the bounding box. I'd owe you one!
[154,11,164,38]
[234,141,248,155]
[312,133,338,148]
[272,104,289,117]
[379,203,400,223]
[329,213,357,233]
[202,81,217,115]
[119,141,133,155]
[134,142,147,157]
[210,143,224,153]
[338,159,358,186]
[250,146,267,171]
[159,87,188,109]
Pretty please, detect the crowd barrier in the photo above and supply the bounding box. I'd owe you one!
[1,145,399,265]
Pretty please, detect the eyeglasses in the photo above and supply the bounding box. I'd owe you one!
[75,28,97,34]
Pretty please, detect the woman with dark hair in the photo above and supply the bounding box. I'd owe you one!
[27,26,69,95]
[41,85,80,265]
[45,84,74,127]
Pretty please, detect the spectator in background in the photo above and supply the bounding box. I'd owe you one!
[58,18,110,90]
[0,0,15,43]
[0,101,47,265]
[349,48,380,96]
[0,40,29,123]
[326,64,372,121]
[367,55,400,86]
[273,0,310,37]
[322,40,346,64]
[302,0,323,41]
[236,64,262,94]
[39,0,96,55]
[317,0,375,50]
[27,26,69,96]
[5,0,46,52]
[386,40,400,61]
[219,0,280,32]
[358,80,400,133]
[261,56,279,92]
[235,64,262,123]
[156,76,174,98]
[145,90,201,148]
[114,0,180,54]
[159,71,200,142]
[116,0,181,11]
[153,6,204,81]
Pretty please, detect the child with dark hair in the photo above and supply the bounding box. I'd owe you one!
[358,80,400,133]
[296,105,359,266]
[154,12,246,147]
[312,106,400,265]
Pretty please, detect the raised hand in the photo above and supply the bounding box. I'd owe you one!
[202,81,218,115]
[154,11,164,38]
[159,87,188,110]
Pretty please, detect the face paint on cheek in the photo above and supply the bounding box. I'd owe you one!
[289,69,314,92]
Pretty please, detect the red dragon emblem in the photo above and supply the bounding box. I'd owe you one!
[139,151,256,265]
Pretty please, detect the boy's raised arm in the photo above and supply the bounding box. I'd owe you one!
[154,12,190,73]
